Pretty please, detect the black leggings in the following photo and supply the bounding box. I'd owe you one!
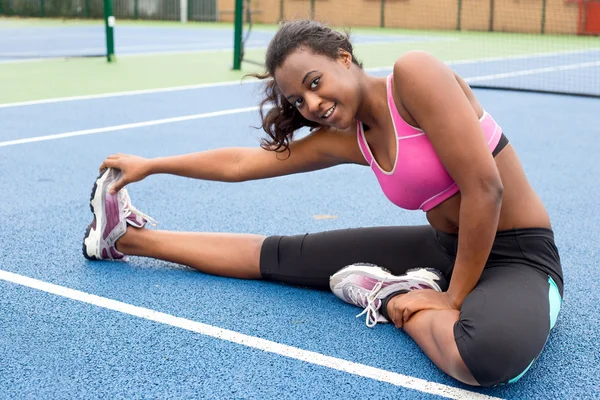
[260,225,564,387]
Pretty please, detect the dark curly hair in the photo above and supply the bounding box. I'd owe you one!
[252,20,363,153]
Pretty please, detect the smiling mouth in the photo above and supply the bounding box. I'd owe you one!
[321,104,336,119]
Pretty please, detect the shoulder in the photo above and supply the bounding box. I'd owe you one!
[392,51,455,98]
[392,50,447,77]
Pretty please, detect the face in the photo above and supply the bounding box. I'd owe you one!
[273,48,357,130]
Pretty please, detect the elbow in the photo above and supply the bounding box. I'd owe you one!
[481,177,504,206]
[463,176,504,206]
[490,178,504,204]
[226,152,246,183]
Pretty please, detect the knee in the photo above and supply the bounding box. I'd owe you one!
[454,318,544,387]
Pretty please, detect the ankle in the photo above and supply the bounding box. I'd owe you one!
[115,226,143,254]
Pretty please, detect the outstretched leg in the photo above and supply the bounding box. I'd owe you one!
[83,168,266,278]
[116,227,265,279]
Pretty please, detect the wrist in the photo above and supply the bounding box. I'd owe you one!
[446,290,465,310]
[145,157,160,176]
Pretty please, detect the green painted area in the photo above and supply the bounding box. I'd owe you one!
[0,17,597,104]
[0,52,264,103]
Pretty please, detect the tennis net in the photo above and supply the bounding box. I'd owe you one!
[233,0,600,98]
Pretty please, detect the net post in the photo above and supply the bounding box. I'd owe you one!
[40,0,45,17]
[456,0,462,30]
[0,0,4,15]
[233,0,243,70]
[380,0,385,28]
[134,0,138,19]
[541,0,547,34]
[104,0,116,62]
[310,0,315,19]
[180,0,188,23]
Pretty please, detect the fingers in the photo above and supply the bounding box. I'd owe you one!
[110,178,124,195]
[98,155,127,193]
[99,157,117,172]
[389,292,416,328]
[403,307,414,323]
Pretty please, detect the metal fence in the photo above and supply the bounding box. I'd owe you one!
[0,0,217,21]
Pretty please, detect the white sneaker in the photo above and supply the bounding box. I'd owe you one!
[330,263,447,327]
[82,168,156,261]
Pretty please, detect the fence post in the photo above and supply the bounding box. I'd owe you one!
[541,0,547,34]
[104,0,116,62]
[489,0,494,31]
[380,0,385,28]
[279,0,283,22]
[457,0,462,30]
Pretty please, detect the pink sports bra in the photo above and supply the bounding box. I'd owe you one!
[357,74,503,212]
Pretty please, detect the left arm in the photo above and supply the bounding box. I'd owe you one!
[393,51,503,310]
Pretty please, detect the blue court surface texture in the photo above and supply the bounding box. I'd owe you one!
[1,65,600,399]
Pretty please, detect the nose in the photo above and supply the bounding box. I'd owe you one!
[305,92,322,116]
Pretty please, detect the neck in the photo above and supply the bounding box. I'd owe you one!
[354,72,388,129]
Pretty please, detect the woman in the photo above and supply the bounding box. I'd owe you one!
[82,19,563,387]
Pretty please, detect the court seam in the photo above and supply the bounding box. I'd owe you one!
[1,47,598,109]
[0,269,501,400]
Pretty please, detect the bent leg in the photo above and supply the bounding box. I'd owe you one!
[400,308,478,385]
[261,225,455,289]
[387,265,561,387]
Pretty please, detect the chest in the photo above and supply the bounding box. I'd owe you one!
[358,123,457,211]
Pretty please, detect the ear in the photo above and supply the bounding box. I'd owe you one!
[338,49,353,68]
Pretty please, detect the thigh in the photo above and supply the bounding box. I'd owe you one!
[260,225,455,288]
[454,265,562,387]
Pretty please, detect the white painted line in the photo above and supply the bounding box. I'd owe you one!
[0,269,500,400]
[464,61,600,83]
[446,48,600,65]
[366,48,600,72]
[2,47,598,109]
[0,79,259,109]
[0,106,259,148]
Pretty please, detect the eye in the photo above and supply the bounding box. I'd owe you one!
[293,98,304,108]
[310,77,320,89]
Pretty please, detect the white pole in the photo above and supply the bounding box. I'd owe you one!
[180,0,188,23]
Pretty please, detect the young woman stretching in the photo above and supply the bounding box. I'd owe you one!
[82,19,563,387]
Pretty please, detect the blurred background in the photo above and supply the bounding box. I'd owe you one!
[1,0,599,104]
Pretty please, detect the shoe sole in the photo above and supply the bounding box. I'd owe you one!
[82,168,111,260]
[330,263,446,293]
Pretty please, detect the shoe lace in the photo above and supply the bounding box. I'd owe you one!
[350,280,386,328]
[119,190,158,227]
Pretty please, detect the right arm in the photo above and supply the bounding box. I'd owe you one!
[101,126,366,193]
